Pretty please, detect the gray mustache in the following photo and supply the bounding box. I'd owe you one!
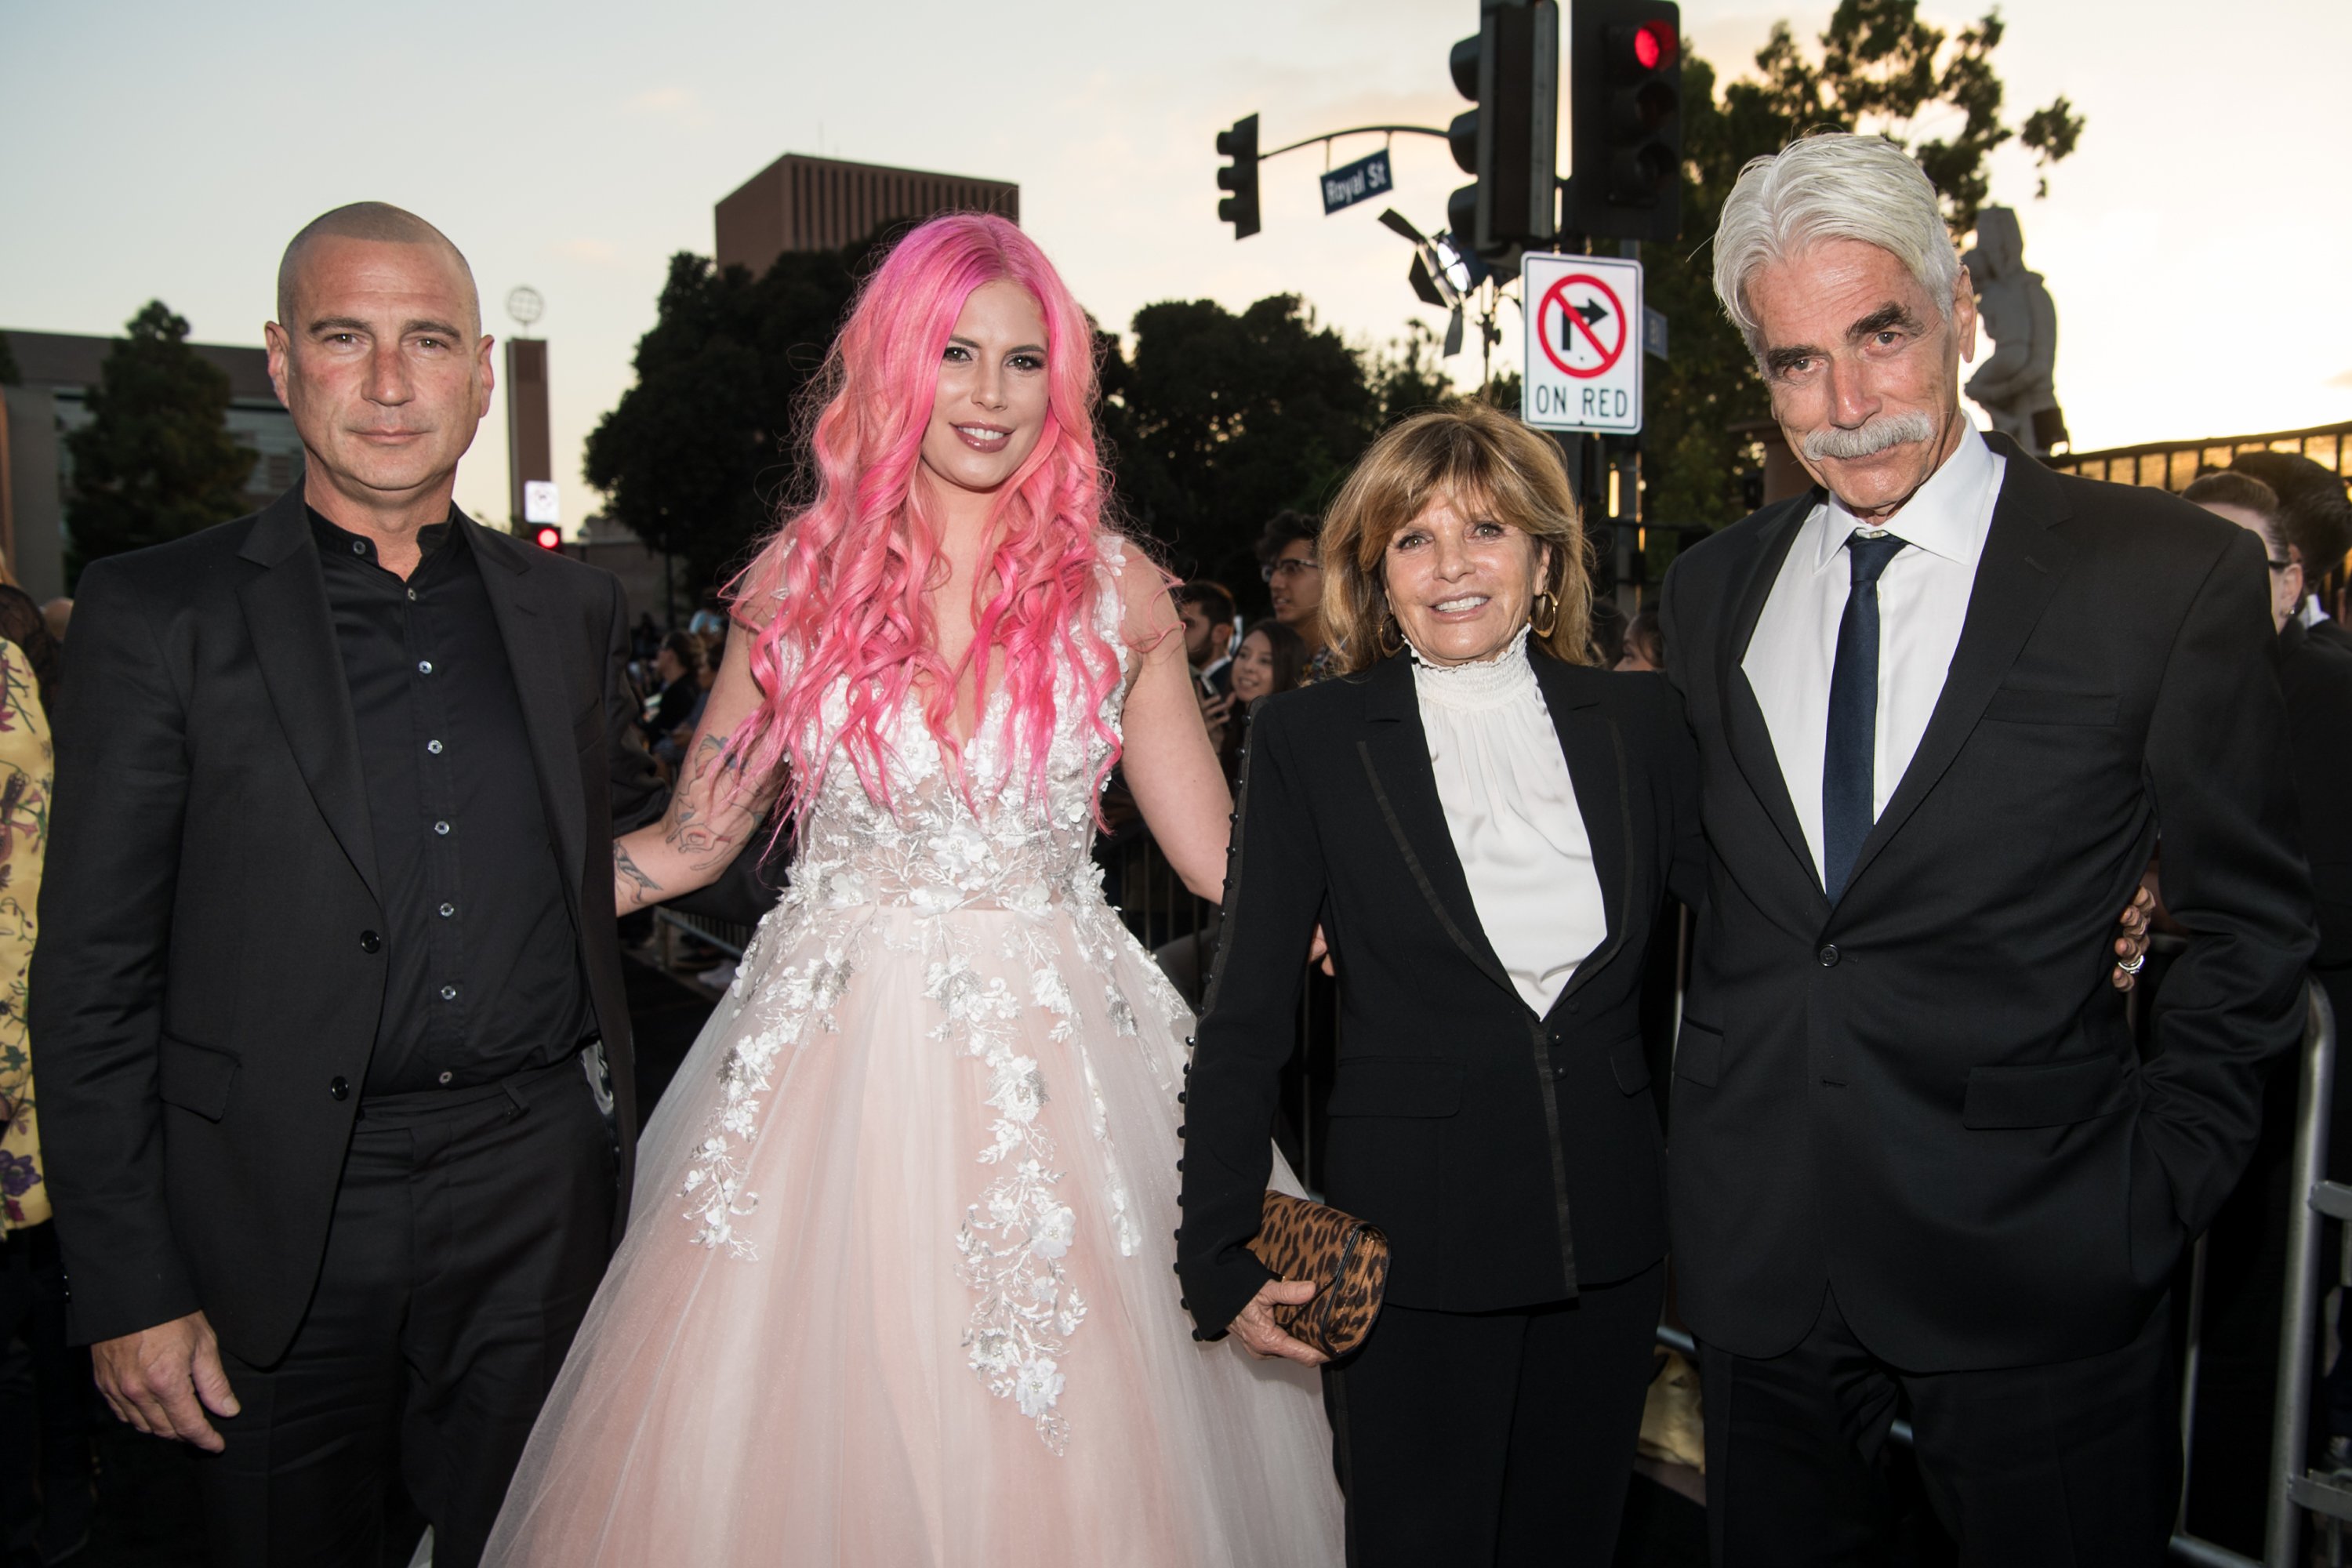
[1802,412,1934,463]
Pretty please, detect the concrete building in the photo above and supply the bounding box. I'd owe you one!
[0,328,300,601]
[714,153,1018,277]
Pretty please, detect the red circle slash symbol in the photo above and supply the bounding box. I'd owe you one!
[1538,274,1628,379]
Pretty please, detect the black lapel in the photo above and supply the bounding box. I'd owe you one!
[466,515,590,924]
[1717,492,1826,899]
[1833,437,2075,909]
[1530,656,1632,1015]
[1352,650,1517,1004]
[236,489,379,901]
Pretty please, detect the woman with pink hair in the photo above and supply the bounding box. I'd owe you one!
[484,214,1342,1563]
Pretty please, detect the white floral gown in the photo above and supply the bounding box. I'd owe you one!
[484,542,1342,1566]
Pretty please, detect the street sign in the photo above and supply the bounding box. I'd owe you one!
[1320,149,1395,216]
[1520,252,1642,434]
[524,480,560,526]
[1643,305,1668,361]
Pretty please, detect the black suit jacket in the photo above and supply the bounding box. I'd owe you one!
[1176,649,1703,1336]
[2305,615,2352,659]
[2276,619,2352,982]
[31,489,666,1360]
[1659,435,2315,1370]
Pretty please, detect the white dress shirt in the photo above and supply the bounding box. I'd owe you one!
[1740,426,2007,886]
[1412,628,1609,1014]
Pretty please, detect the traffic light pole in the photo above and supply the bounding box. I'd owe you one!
[1544,233,1646,613]
[1217,120,1454,241]
[1257,124,1450,161]
[1552,0,1684,608]
[1612,239,1642,610]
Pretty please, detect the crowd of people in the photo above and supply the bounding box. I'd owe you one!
[3,126,2351,1568]
[626,618,725,773]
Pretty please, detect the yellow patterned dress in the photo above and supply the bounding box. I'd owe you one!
[0,639,52,1232]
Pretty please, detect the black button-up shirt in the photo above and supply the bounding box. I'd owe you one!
[310,509,590,1097]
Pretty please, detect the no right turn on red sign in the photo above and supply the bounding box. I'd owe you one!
[1521,251,1643,435]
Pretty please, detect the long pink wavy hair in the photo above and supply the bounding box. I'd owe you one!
[728,212,1125,823]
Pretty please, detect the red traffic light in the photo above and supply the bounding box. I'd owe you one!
[532,524,562,550]
[1634,20,1675,68]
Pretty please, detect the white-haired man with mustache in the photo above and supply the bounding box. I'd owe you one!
[1658,133,2313,1563]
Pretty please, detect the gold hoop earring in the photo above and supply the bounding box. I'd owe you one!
[1377,615,1405,658]
[1530,592,1559,639]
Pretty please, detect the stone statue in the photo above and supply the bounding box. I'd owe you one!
[1963,206,2069,455]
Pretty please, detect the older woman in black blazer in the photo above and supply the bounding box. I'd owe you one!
[1176,402,1702,1565]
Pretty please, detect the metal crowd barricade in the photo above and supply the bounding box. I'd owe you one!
[1098,826,1334,1190]
[2169,981,2340,1568]
[651,906,752,975]
[2267,983,2343,1564]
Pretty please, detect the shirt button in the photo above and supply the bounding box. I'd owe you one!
[350,540,366,556]
[439,902,455,918]
[358,929,381,953]
[440,985,458,1001]
[1818,944,1841,967]
[426,739,444,755]
[328,1076,350,1101]
[417,659,434,675]
[437,1070,454,1086]
[434,820,450,836]
[406,587,418,601]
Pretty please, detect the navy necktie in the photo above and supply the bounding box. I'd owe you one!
[1821,531,1909,902]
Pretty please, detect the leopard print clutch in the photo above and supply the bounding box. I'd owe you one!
[1245,1190,1392,1358]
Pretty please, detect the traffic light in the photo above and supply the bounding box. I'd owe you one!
[531,524,562,550]
[1566,0,1682,243]
[1215,114,1261,240]
[1446,0,1559,266]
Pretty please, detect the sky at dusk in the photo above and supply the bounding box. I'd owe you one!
[5,0,2347,532]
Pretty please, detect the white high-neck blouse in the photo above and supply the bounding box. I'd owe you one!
[1410,627,1607,1014]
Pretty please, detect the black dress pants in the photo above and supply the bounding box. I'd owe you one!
[1,1220,95,1560]
[1700,1287,2178,1567]
[199,1055,615,1568]
[1323,1261,1665,1568]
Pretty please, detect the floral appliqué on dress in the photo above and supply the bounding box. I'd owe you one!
[674,539,1189,1453]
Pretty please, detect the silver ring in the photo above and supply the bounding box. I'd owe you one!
[2116,952,2146,976]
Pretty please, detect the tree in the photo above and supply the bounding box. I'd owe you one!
[1742,2,2082,234]
[1102,295,1378,601]
[64,301,257,586]
[585,238,880,612]
[1366,320,1457,429]
[1638,2,2085,541]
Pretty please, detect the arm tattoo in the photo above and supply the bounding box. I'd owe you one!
[615,841,662,898]
[663,729,753,866]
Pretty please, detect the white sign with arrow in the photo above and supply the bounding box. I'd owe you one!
[1519,252,1642,435]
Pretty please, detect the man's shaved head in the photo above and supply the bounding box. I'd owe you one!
[266,201,494,530]
[276,201,478,332]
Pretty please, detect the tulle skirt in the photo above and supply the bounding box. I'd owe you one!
[483,898,1342,1566]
